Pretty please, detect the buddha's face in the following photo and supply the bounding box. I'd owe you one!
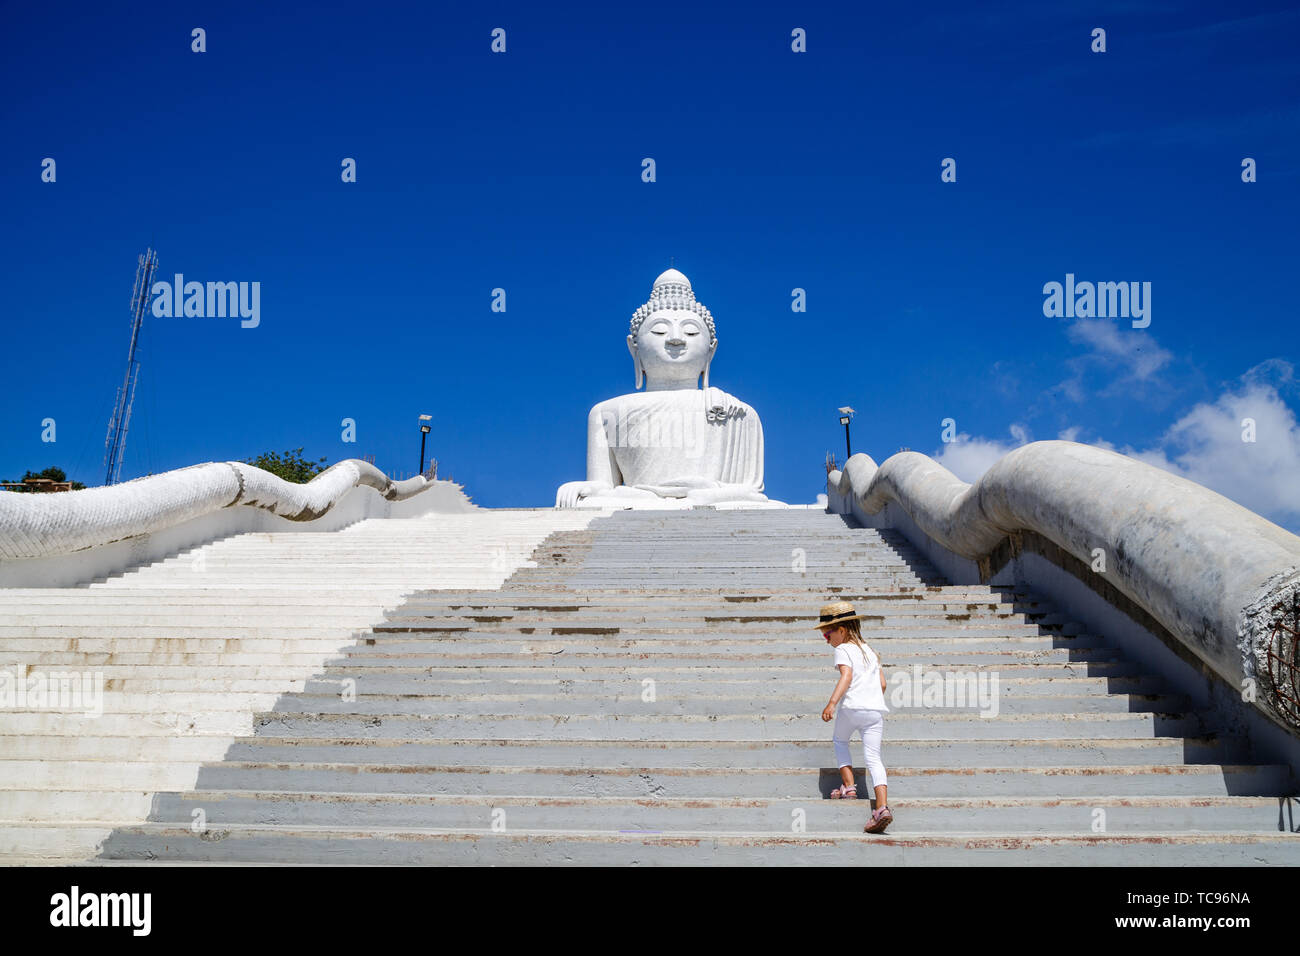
[628,309,716,388]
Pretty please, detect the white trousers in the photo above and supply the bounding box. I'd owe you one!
[833,706,888,788]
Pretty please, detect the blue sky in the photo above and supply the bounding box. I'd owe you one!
[2,1,1298,528]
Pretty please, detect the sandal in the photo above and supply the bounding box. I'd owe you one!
[830,785,857,799]
[864,805,894,833]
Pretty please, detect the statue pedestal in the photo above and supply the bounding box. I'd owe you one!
[570,495,790,510]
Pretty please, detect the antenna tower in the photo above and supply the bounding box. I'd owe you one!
[104,248,158,485]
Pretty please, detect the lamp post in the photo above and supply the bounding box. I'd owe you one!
[838,406,855,461]
[418,414,432,476]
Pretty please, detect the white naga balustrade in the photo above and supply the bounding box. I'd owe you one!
[0,460,470,589]
[0,459,434,561]
[828,440,1300,737]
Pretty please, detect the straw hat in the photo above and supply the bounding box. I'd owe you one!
[813,600,868,630]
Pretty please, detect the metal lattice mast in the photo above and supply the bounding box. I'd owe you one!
[104,248,158,486]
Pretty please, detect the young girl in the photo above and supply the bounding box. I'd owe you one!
[816,600,893,833]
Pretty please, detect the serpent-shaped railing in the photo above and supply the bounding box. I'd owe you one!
[0,459,433,560]
[828,440,1300,732]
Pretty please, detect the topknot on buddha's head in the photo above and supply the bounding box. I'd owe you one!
[628,269,716,347]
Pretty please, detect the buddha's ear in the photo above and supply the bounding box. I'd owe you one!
[701,338,718,391]
[626,334,643,389]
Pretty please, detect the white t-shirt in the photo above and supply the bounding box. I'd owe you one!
[833,641,889,712]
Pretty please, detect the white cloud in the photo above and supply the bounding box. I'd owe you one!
[1118,381,1300,526]
[1056,319,1175,401]
[942,362,1300,531]
[1066,320,1172,380]
[931,425,1030,484]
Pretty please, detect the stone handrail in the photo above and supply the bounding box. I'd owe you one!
[0,459,434,560]
[828,440,1300,731]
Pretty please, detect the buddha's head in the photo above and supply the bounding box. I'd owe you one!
[627,269,718,391]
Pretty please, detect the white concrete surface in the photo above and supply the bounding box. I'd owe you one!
[0,508,610,862]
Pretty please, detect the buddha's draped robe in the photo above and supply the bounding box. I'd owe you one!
[590,388,765,500]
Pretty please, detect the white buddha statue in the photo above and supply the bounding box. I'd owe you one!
[555,269,778,509]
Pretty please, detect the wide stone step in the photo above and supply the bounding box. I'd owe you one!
[355,630,1077,647]
[264,693,1189,716]
[1,613,389,626]
[0,761,209,790]
[234,711,1207,740]
[521,575,932,584]
[117,790,1292,833]
[387,606,1045,619]
[0,594,416,606]
[131,566,534,576]
[86,583,515,591]
[0,634,368,647]
[188,762,1291,798]
[216,736,1235,766]
[0,638,366,654]
[94,575,518,585]
[0,790,156,822]
[0,652,366,666]
[324,649,1131,666]
[77,825,1300,866]
[1,665,333,680]
[324,662,1161,678]
[36,667,1165,689]
[0,712,252,735]
[294,673,1174,695]
[0,594,1031,607]
[0,625,1060,644]
[394,593,1042,607]
[483,587,1008,598]
[0,736,238,761]
[365,623,1053,637]
[9,661,1149,680]
[2,652,1133,671]
[381,607,1031,621]
[0,691,1191,716]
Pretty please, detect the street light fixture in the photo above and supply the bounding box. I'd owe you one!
[418,414,432,477]
[838,407,855,460]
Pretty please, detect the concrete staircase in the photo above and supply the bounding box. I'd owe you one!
[0,509,607,863]
[5,508,1298,863]
[51,508,1300,864]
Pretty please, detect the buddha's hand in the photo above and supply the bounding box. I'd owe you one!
[555,481,611,508]
[656,477,721,489]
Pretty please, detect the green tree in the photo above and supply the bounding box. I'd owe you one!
[245,448,328,484]
[1,467,86,492]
